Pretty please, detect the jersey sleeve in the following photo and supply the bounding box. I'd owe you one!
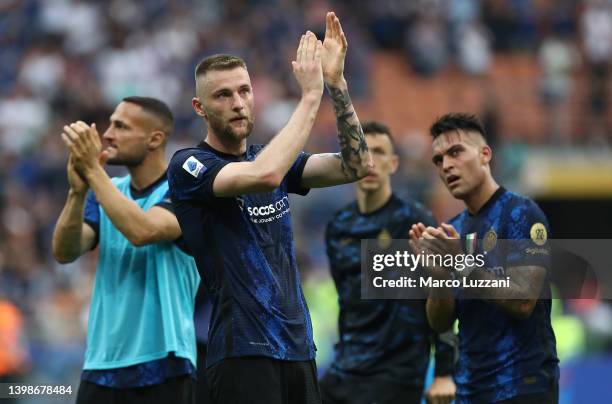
[154,189,174,213]
[285,152,311,195]
[168,149,230,204]
[83,190,100,250]
[506,200,551,269]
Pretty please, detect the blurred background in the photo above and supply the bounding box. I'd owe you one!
[0,0,611,402]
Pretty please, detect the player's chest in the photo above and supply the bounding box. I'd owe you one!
[330,219,406,272]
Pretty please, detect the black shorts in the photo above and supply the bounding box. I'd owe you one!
[319,371,422,404]
[206,356,321,404]
[496,382,559,404]
[196,342,212,404]
[75,374,195,404]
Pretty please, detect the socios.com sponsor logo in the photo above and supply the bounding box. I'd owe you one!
[237,196,291,223]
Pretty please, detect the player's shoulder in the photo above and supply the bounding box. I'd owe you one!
[501,189,550,237]
[503,190,546,218]
[170,145,214,166]
[168,145,220,182]
[327,201,359,232]
[330,201,359,223]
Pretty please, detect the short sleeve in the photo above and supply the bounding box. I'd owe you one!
[154,189,174,213]
[168,149,230,204]
[83,190,100,249]
[285,152,311,195]
[506,200,551,269]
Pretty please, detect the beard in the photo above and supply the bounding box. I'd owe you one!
[207,110,254,142]
[105,148,147,167]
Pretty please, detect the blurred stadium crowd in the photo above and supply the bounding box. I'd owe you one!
[0,0,610,401]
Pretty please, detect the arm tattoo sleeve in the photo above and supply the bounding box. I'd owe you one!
[327,84,370,180]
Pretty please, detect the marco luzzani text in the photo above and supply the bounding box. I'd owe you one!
[371,251,511,289]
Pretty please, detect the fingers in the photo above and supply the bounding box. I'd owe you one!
[441,223,460,238]
[325,12,332,41]
[306,31,316,61]
[295,32,320,66]
[61,121,101,160]
[296,34,305,67]
[99,149,110,166]
[410,223,426,240]
[332,13,347,48]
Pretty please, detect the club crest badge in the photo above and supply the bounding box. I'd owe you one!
[377,228,392,249]
[483,229,497,252]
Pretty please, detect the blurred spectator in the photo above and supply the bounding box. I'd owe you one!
[581,0,611,142]
[456,20,492,75]
[405,7,448,76]
[538,34,579,143]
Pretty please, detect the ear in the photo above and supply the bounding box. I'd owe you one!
[192,97,208,120]
[390,153,399,174]
[148,130,166,150]
[481,145,492,165]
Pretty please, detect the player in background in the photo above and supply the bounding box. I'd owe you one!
[168,12,372,404]
[321,121,456,404]
[53,97,200,404]
[410,113,559,403]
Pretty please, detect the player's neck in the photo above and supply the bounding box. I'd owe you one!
[356,185,392,214]
[465,176,499,215]
[205,131,247,156]
[128,154,168,191]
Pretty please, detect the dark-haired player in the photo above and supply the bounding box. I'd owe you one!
[168,13,372,404]
[321,121,456,404]
[411,113,559,403]
[53,97,200,403]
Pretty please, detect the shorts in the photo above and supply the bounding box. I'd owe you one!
[319,371,422,404]
[206,356,321,404]
[76,374,195,404]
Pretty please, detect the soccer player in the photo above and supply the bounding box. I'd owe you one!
[168,13,372,404]
[320,121,456,404]
[52,97,200,404]
[411,113,559,403]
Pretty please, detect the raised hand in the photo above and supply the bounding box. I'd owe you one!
[61,121,108,175]
[321,11,348,87]
[292,31,324,98]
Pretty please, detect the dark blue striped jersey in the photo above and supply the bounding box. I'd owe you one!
[325,194,456,389]
[449,187,559,403]
[168,141,316,368]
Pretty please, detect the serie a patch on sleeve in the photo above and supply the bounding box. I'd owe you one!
[182,156,207,178]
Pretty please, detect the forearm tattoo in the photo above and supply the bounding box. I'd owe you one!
[327,84,369,180]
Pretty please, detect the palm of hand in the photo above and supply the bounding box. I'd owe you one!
[321,12,347,85]
[321,38,345,83]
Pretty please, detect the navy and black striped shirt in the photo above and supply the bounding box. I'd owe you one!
[449,187,559,403]
[325,194,456,389]
[168,142,316,368]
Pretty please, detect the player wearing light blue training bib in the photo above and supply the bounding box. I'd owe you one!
[53,97,201,404]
